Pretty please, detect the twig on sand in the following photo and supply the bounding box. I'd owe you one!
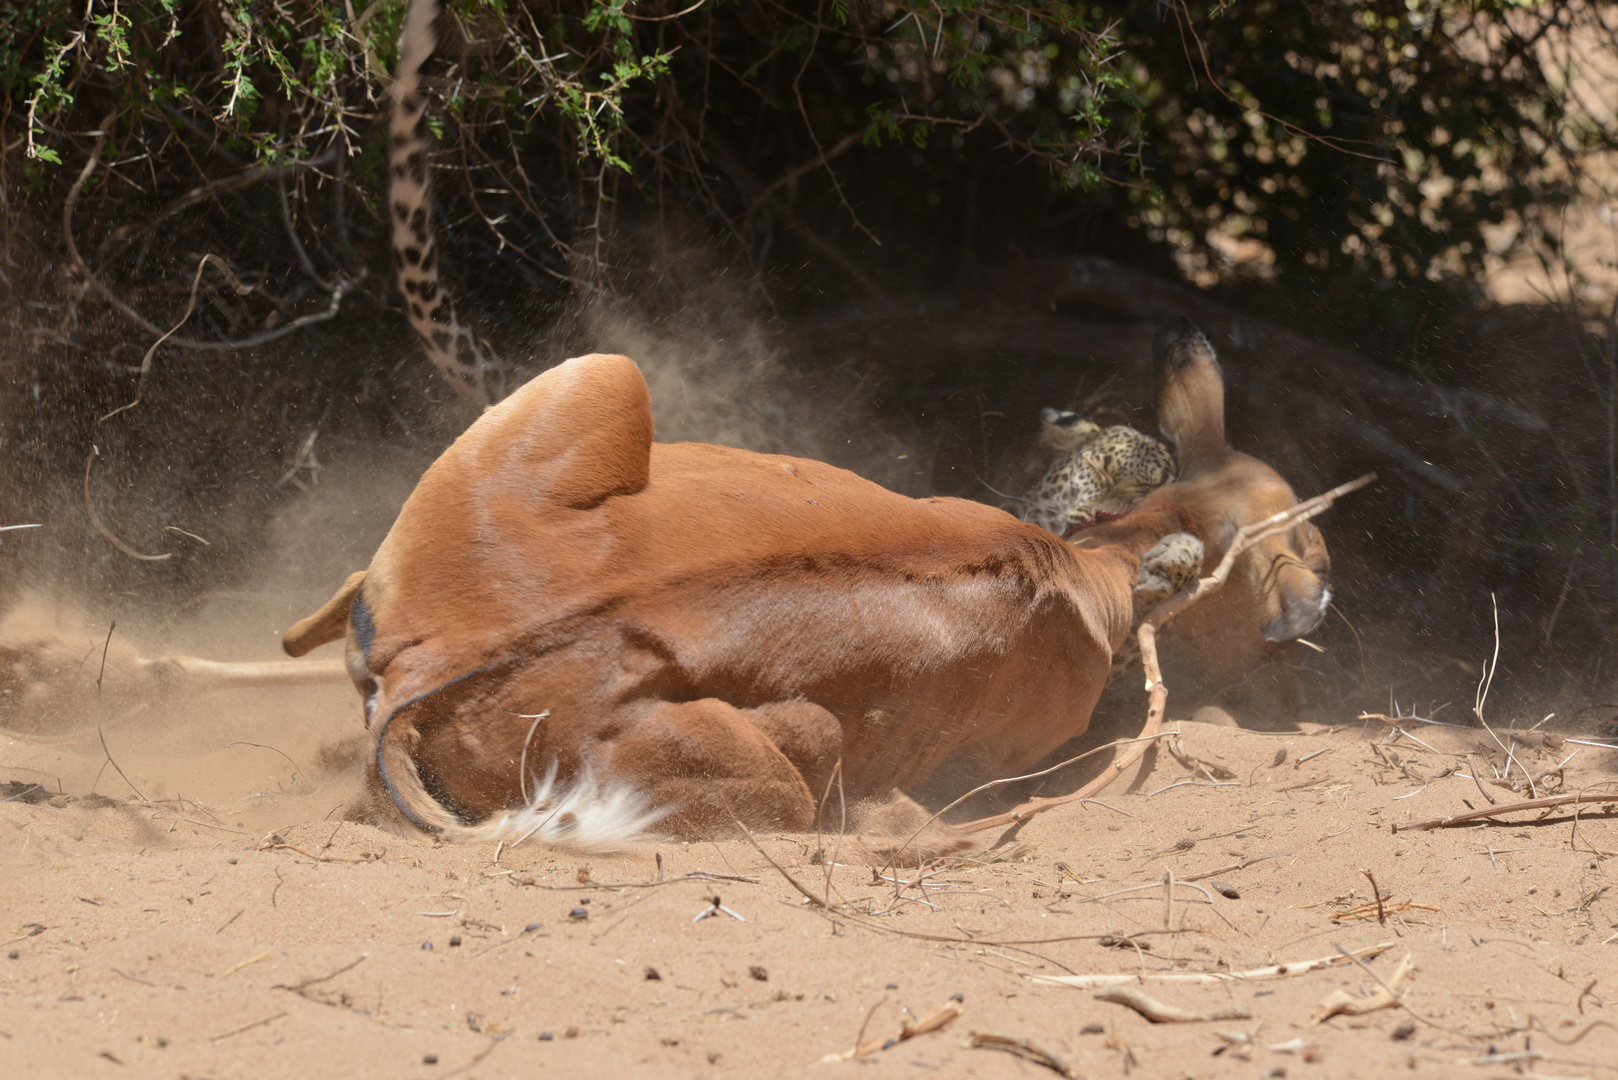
[208,1010,287,1043]
[1465,755,1497,806]
[1391,784,1618,832]
[1332,943,1504,1039]
[1361,868,1387,925]
[882,730,1177,873]
[727,811,832,910]
[94,622,149,802]
[1308,953,1413,1025]
[1029,941,1394,990]
[260,842,368,863]
[1178,853,1291,883]
[965,1032,1074,1077]
[1146,778,1239,798]
[1095,986,1252,1023]
[273,954,369,995]
[821,994,964,1063]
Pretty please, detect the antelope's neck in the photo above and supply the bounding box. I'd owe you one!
[1063,501,1196,558]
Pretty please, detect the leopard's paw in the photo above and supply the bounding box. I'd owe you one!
[1135,531,1204,611]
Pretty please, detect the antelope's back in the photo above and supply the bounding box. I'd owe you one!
[354,354,1133,790]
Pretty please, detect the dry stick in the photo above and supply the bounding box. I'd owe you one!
[100,254,253,422]
[848,994,887,1059]
[61,112,115,280]
[822,993,964,1062]
[1094,986,1252,1023]
[272,954,369,994]
[1392,784,1618,832]
[1177,853,1290,883]
[85,447,171,561]
[208,1011,287,1043]
[1030,942,1395,990]
[224,741,304,783]
[1465,754,1497,805]
[728,813,831,909]
[744,129,863,226]
[880,730,1177,880]
[922,471,1380,854]
[94,622,149,802]
[1471,593,1515,767]
[965,1032,1074,1077]
[1331,944,1503,1040]
[1360,868,1386,926]
[813,758,845,905]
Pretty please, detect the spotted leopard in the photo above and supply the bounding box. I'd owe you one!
[1022,408,1178,535]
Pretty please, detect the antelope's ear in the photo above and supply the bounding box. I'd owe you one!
[1153,317,1228,476]
[283,570,367,656]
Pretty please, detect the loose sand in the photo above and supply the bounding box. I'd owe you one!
[3,667,1617,1079]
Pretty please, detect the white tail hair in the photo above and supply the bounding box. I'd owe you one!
[384,748,670,852]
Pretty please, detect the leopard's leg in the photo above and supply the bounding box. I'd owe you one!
[1134,532,1205,612]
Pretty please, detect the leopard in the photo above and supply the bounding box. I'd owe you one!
[1022,409,1178,536]
[388,0,502,406]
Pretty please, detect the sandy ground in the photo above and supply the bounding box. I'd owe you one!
[3,669,1618,1080]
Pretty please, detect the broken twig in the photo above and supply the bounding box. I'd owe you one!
[1095,986,1252,1023]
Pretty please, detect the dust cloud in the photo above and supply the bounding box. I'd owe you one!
[1,247,933,829]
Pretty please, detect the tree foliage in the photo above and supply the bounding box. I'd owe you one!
[5,1,1613,354]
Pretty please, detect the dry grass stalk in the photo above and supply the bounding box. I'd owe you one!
[1029,941,1395,990]
[1465,754,1498,805]
[93,621,149,803]
[964,1032,1074,1077]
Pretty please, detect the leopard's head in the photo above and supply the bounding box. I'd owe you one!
[1038,408,1103,454]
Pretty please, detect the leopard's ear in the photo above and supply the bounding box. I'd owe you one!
[1153,317,1229,476]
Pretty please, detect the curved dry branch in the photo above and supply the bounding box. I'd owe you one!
[62,132,351,357]
[84,446,172,562]
[100,254,252,422]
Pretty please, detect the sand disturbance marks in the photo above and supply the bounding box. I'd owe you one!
[3,713,1616,1078]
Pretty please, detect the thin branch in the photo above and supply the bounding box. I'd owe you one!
[1391,784,1618,833]
[95,622,150,802]
[84,447,171,561]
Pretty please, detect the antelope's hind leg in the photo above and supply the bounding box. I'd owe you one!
[615,698,843,837]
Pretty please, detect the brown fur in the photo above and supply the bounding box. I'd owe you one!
[288,330,1331,847]
[1080,318,1331,702]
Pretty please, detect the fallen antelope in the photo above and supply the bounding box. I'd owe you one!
[281,319,1333,855]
